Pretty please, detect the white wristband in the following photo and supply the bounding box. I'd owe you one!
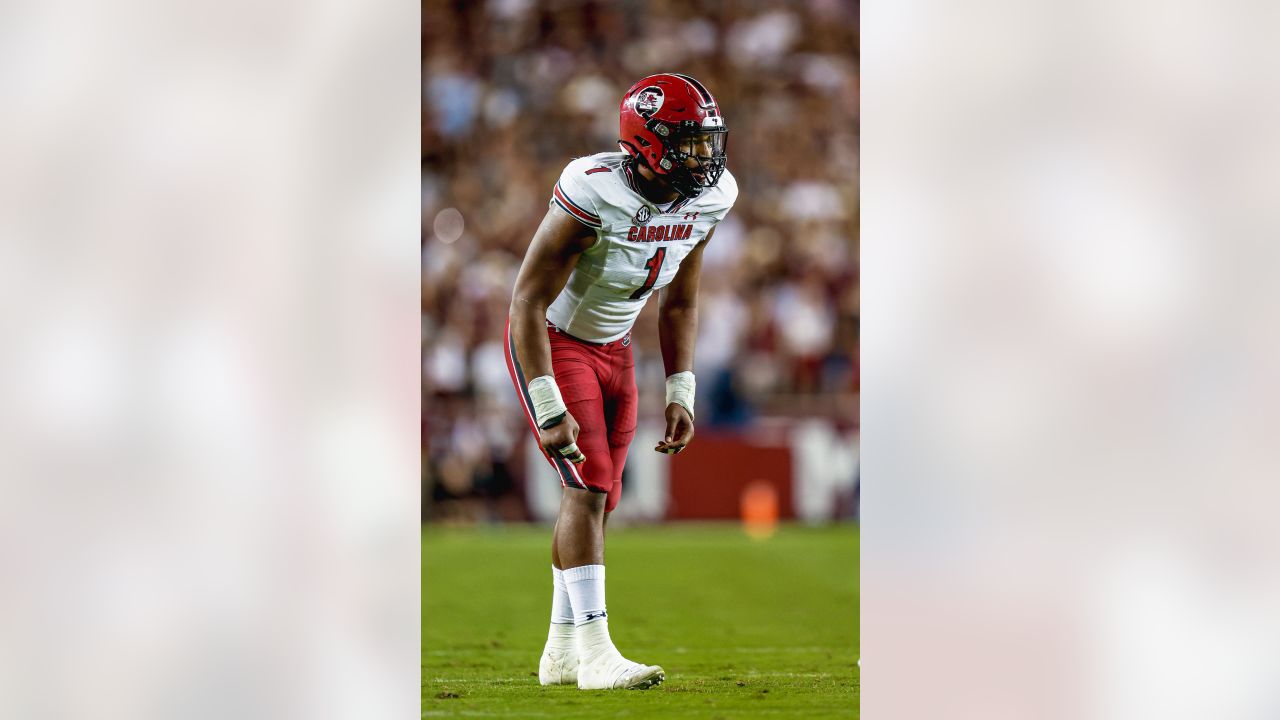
[527,375,568,429]
[665,371,696,422]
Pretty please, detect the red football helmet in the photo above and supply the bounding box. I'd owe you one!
[618,73,728,198]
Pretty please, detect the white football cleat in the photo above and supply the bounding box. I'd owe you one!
[538,624,578,686]
[576,651,664,690]
[574,620,663,690]
[539,647,578,685]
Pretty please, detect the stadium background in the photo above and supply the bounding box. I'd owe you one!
[422,0,858,525]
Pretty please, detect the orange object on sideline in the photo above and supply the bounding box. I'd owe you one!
[741,481,779,539]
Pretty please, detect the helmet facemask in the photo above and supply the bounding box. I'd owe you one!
[645,118,728,198]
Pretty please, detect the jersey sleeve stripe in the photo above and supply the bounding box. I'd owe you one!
[553,183,601,223]
[552,196,601,228]
[553,183,602,226]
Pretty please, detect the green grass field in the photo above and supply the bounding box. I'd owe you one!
[423,523,859,719]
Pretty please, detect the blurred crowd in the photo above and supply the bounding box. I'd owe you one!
[423,0,859,520]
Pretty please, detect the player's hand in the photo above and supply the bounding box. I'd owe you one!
[539,410,585,464]
[655,403,694,455]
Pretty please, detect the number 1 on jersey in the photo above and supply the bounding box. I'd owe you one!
[629,248,667,300]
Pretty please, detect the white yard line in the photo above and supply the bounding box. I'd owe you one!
[429,677,533,683]
[426,646,845,655]
[737,666,834,671]
[426,706,845,719]
[672,646,847,654]
[429,671,849,683]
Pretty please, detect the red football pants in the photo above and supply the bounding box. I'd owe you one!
[505,318,638,513]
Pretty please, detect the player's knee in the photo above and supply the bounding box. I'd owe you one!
[562,486,607,515]
[607,427,636,448]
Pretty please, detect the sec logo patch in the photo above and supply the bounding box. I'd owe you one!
[633,205,652,226]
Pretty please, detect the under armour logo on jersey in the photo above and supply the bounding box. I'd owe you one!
[633,205,652,225]
[584,611,608,622]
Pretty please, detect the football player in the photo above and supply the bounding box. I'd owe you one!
[505,73,737,690]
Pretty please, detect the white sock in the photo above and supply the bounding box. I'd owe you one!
[545,622,575,652]
[550,566,574,626]
[562,564,608,627]
[573,614,616,662]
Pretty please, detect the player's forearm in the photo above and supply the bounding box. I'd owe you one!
[510,297,554,379]
[658,304,698,375]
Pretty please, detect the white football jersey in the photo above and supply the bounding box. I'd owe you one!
[545,152,738,343]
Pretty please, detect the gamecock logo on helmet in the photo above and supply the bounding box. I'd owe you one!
[634,87,664,117]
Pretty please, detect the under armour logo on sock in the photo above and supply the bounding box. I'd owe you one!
[584,611,607,621]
